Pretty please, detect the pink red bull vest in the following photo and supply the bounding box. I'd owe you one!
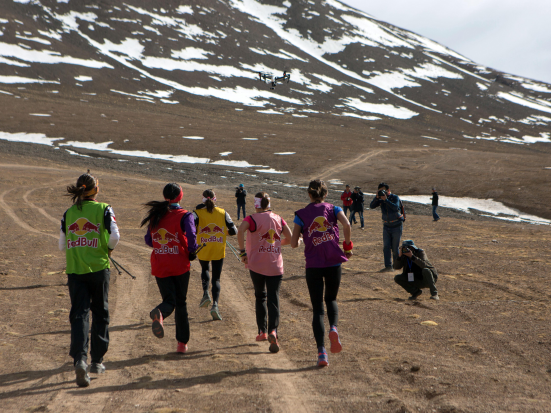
[150,209,190,278]
[246,211,284,276]
[295,202,347,269]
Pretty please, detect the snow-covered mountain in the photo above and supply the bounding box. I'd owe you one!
[1,0,551,146]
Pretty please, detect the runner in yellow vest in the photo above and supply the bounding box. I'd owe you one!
[59,173,120,387]
[193,189,237,320]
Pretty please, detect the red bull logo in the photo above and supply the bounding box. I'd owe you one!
[307,216,335,247]
[152,228,180,254]
[258,228,281,253]
[198,223,224,244]
[66,218,100,250]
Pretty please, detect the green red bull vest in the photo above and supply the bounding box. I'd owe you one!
[195,207,227,261]
[295,202,347,269]
[150,209,190,278]
[246,211,284,276]
[65,201,110,275]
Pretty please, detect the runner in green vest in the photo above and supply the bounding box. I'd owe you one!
[59,173,120,387]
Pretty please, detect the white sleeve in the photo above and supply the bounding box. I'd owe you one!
[107,206,120,250]
[59,229,66,250]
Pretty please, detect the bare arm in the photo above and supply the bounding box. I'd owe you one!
[280,222,292,246]
[237,220,250,251]
[336,210,351,243]
[291,223,302,248]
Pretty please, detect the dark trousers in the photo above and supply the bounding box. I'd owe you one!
[200,259,224,303]
[305,266,341,348]
[432,205,440,221]
[68,269,110,365]
[237,204,246,220]
[249,270,282,334]
[350,210,364,228]
[153,272,191,344]
[383,224,403,268]
[343,205,351,218]
[394,268,438,296]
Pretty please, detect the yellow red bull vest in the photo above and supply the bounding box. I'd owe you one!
[195,206,227,261]
[65,200,110,275]
[150,209,190,278]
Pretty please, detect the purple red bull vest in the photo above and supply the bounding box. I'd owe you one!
[295,202,347,269]
[150,209,190,278]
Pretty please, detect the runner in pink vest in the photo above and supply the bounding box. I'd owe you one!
[237,192,293,353]
[291,179,353,367]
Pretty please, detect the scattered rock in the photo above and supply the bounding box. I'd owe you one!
[411,365,421,372]
[421,320,438,326]
[408,314,420,319]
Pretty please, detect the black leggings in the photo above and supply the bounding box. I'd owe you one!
[200,259,224,304]
[250,270,282,334]
[305,265,341,348]
[153,272,191,344]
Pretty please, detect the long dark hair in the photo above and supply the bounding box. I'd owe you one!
[255,191,270,210]
[140,183,182,229]
[66,173,97,210]
[308,179,328,202]
[203,189,216,213]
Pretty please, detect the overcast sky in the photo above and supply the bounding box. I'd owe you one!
[340,0,551,85]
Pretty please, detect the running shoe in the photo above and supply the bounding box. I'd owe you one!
[317,350,329,367]
[256,332,268,341]
[268,330,280,353]
[199,291,211,308]
[211,303,222,321]
[90,362,105,374]
[150,308,164,338]
[177,342,188,354]
[329,326,342,354]
[408,289,423,300]
[75,360,90,387]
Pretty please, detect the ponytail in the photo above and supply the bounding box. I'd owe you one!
[66,173,97,210]
[254,192,270,210]
[307,179,328,202]
[140,183,183,229]
[202,189,216,213]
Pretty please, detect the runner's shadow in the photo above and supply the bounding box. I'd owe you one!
[23,323,149,337]
[342,297,384,303]
[68,365,320,395]
[0,283,67,291]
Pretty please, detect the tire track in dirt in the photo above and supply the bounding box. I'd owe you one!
[7,164,318,412]
[317,150,388,181]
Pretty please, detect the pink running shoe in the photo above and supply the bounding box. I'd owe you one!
[150,308,164,339]
[268,330,280,353]
[177,342,188,354]
[256,332,268,341]
[329,326,342,354]
[317,351,329,367]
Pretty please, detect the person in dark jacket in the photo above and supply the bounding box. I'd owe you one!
[394,240,438,300]
[340,185,353,219]
[235,183,247,220]
[369,182,403,272]
[431,187,440,221]
[349,186,365,229]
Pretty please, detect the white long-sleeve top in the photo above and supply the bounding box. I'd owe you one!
[59,206,120,250]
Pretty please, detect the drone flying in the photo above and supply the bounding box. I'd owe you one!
[258,71,291,90]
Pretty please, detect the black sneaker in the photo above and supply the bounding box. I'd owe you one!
[408,289,423,300]
[379,267,393,273]
[75,360,90,387]
[90,362,105,374]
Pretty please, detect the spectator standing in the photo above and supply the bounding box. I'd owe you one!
[431,188,440,221]
[340,185,353,220]
[350,186,365,229]
[235,184,247,220]
[369,182,404,272]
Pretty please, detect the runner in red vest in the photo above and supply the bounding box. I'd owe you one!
[141,183,199,354]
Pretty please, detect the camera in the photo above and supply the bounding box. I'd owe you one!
[401,246,410,253]
[377,189,387,197]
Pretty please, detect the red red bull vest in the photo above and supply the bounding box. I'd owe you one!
[295,202,347,269]
[246,211,284,276]
[65,201,110,275]
[150,209,190,278]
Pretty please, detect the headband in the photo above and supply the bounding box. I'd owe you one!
[165,185,183,204]
[254,196,270,209]
[202,195,216,203]
[83,179,99,197]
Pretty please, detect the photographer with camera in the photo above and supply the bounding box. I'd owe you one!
[235,183,247,220]
[394,240,439,300]
[369,182,404,272]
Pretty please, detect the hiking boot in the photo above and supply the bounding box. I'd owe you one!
[199,291,211,308]
[430,294,440,301]
[268,330,280,353]
[379,267,393,273]
[177,342,188,354]
[256,332,268,341]
[90,362,105,374]
[150,308,164,338]
[211,303,222,321]
[328,326,342,354]
[317,349,329,367]
[75,360,90,387]
[408,289,423,300]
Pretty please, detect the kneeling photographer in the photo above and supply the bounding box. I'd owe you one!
[393,240,439,301]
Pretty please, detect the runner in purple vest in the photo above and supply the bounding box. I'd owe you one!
[291,179,353,367]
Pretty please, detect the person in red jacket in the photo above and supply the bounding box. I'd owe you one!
[140,183,199,354]
[340,185,353,222]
